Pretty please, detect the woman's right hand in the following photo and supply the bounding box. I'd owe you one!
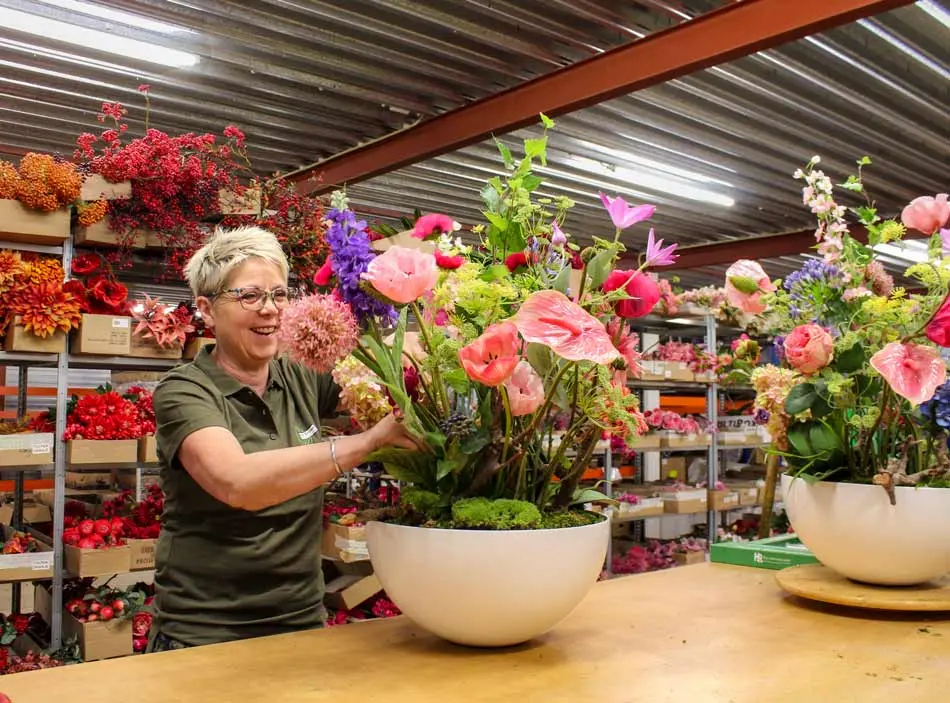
[367,413,422,452]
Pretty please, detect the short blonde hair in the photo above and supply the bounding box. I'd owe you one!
[184,226,289,297]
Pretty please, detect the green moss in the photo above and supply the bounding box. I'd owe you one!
[401,487,444,521]
[536,510,601,529]
[451,498,542,530]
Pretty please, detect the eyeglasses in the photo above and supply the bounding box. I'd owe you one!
[208,286,290,311]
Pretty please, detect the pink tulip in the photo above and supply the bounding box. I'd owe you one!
[724,260,775,314]
[599,193,656,230]
[458,322,521,387]
[412,213,460,239]
[361,246,438,304]
[901,194,950,235]
[870,342,946,406]
[783,324,834,374]
[512,290,619,365]
[504,361,545,416]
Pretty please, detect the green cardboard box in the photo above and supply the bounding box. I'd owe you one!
[710,535,819,570]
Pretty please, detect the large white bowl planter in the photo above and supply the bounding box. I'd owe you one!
[781,473,950,585]
[366,518,609,647]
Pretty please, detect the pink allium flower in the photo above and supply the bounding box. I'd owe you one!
[362,246,438,304]
[277,294,359,373]
[865,260,894,297]
[870,342,946,406]
[783,324,834,375]
[504,361,545,416]
[724,260,775,314]
[512,290,619,365]
[599,193,656,230]
[412,213,460,239]
[901,194,950,235]
[458,321,521,387]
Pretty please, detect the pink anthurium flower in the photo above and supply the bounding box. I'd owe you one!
[724,260,776,314]
[361,246,438,304]
[644,228,678,267]
[901,194,950,235]
[412,213,461,240]
[512,290,619,365]
[870,342,946,406]
[504,361,545,416]
[458,321,521,387]
[599,193,656,230]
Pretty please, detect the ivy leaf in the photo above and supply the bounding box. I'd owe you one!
[785,383,817,416]
[838,175,864,192]
[857,155,872,166]
[855,206,879,226]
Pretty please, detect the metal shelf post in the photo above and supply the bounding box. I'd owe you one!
[704,314,719,546]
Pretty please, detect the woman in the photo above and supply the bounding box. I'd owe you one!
[148,226,418,651]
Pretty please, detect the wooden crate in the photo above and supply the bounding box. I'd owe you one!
[0,199,69,244]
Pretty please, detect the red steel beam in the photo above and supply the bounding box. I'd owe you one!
[287,0,914,195]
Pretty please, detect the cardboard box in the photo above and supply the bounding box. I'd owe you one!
[661,433,712,450]
[709,535,819,571]
[719,431,762,447]
[138,435,158,464]
[0,432,54,468]
[72,314,132,356]
[324,572,382,611]
[4,319,66,353]
[73,220,148,248]
[614,497,664,520]
[729,485,760,506]
[80,174,131,201]
[322,522,369,563]
[129,333,183,360]
[673,551,706,566]
[634,433,662,451]
[661,456,688,482]
[183,337,215,360]
[219,186,262,215]
[0,504,52,525]
[371,229,435,254]
[661,489,707,515]
[641,360,694,382]
[65,543,131,577]
[65,470,113,489]
[66,439,139,465]
[0,199,70,244]
[116,470,160,491]
[0,525,53,581]
[63,608,133,661]
[128,538,156,570]
[709,489,741,511]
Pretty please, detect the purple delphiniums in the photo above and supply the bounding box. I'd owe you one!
[325,208,397,325]
[783,259,843,293]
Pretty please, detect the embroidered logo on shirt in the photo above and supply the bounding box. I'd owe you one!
[297,424,319,444]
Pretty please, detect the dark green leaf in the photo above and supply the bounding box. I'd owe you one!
[835,343,865,373]
[367,448,436,486]
[423,431,447,450]
[785,383,817,416]
[437,458,464,481]
[570,488,614,506]
[484,212,508,232]
[809,423,843,454]
[460,429,491,455]
[552,264,573,294]
[501,221,526,254]
[526,343,554,377]
[585,245,621,290]
[786,423,814,458]
[480,183,500,211]
[522,174,543,192]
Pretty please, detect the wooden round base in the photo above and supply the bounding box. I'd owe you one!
[776,564,950,611]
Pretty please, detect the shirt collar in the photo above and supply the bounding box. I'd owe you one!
[192,345,284,396]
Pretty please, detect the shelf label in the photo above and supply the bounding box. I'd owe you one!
[32,558,52,571]
[113,317,130,328]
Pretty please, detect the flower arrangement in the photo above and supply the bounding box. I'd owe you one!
[60,387,147,441]
[101,485,163,540]
[0,249,81,341]
[64,253,129,315]
[62,516,126,551]
[0,153,81,211]
[74,88,254,276]
[280,120,678,527]
[733,156,950,496]
[130,295,195,349]
[642,409,707,436]
[1,531,41,555]
[64,581,150,626]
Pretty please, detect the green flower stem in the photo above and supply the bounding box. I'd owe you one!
[409,302,450,415]
[512,362,573,445]
[861,384,891,474]
[499,385,514,464]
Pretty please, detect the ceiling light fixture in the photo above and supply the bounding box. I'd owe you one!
[0,7,199,68]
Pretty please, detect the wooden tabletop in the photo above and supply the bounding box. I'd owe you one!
[3,563,948,702]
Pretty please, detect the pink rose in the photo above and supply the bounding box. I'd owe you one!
[901,194,950,235]
[725,260,775,314]
[784,324,834,374]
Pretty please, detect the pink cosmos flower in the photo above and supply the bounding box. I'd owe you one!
[644,228,678,267]
[412,213,460,239]
[870,342,946,406]
[512,290,619,365]
[361,246,438,304]
[783,324,834,374]
[504,361,545,416]
[313,258,333,286]
[458,322,521,386]
[724,260,775,314]
[901,194,950,235]
[602,270,660,318]
[599,193,656,230]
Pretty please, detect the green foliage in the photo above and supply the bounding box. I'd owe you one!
[451,498,542,530]
[402,487,444,521]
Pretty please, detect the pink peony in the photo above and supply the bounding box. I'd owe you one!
[724,260,775,314]
[926,295,950,347]
[870,342,946,406]
[783,324,834,374]
[512,290,619,365]
[276,293,360,373]
[458,322,521,387]
[504,361,545,416]
[901,194,950,235]
[362,246,438,304]
[602,270,660,318]
[412,213,460,240]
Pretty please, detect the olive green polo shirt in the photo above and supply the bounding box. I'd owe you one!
[152,344,340,646]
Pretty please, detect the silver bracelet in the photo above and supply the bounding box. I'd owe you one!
[328,436,344,476]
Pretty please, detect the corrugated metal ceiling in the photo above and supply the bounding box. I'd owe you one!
[0,0,947,290]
